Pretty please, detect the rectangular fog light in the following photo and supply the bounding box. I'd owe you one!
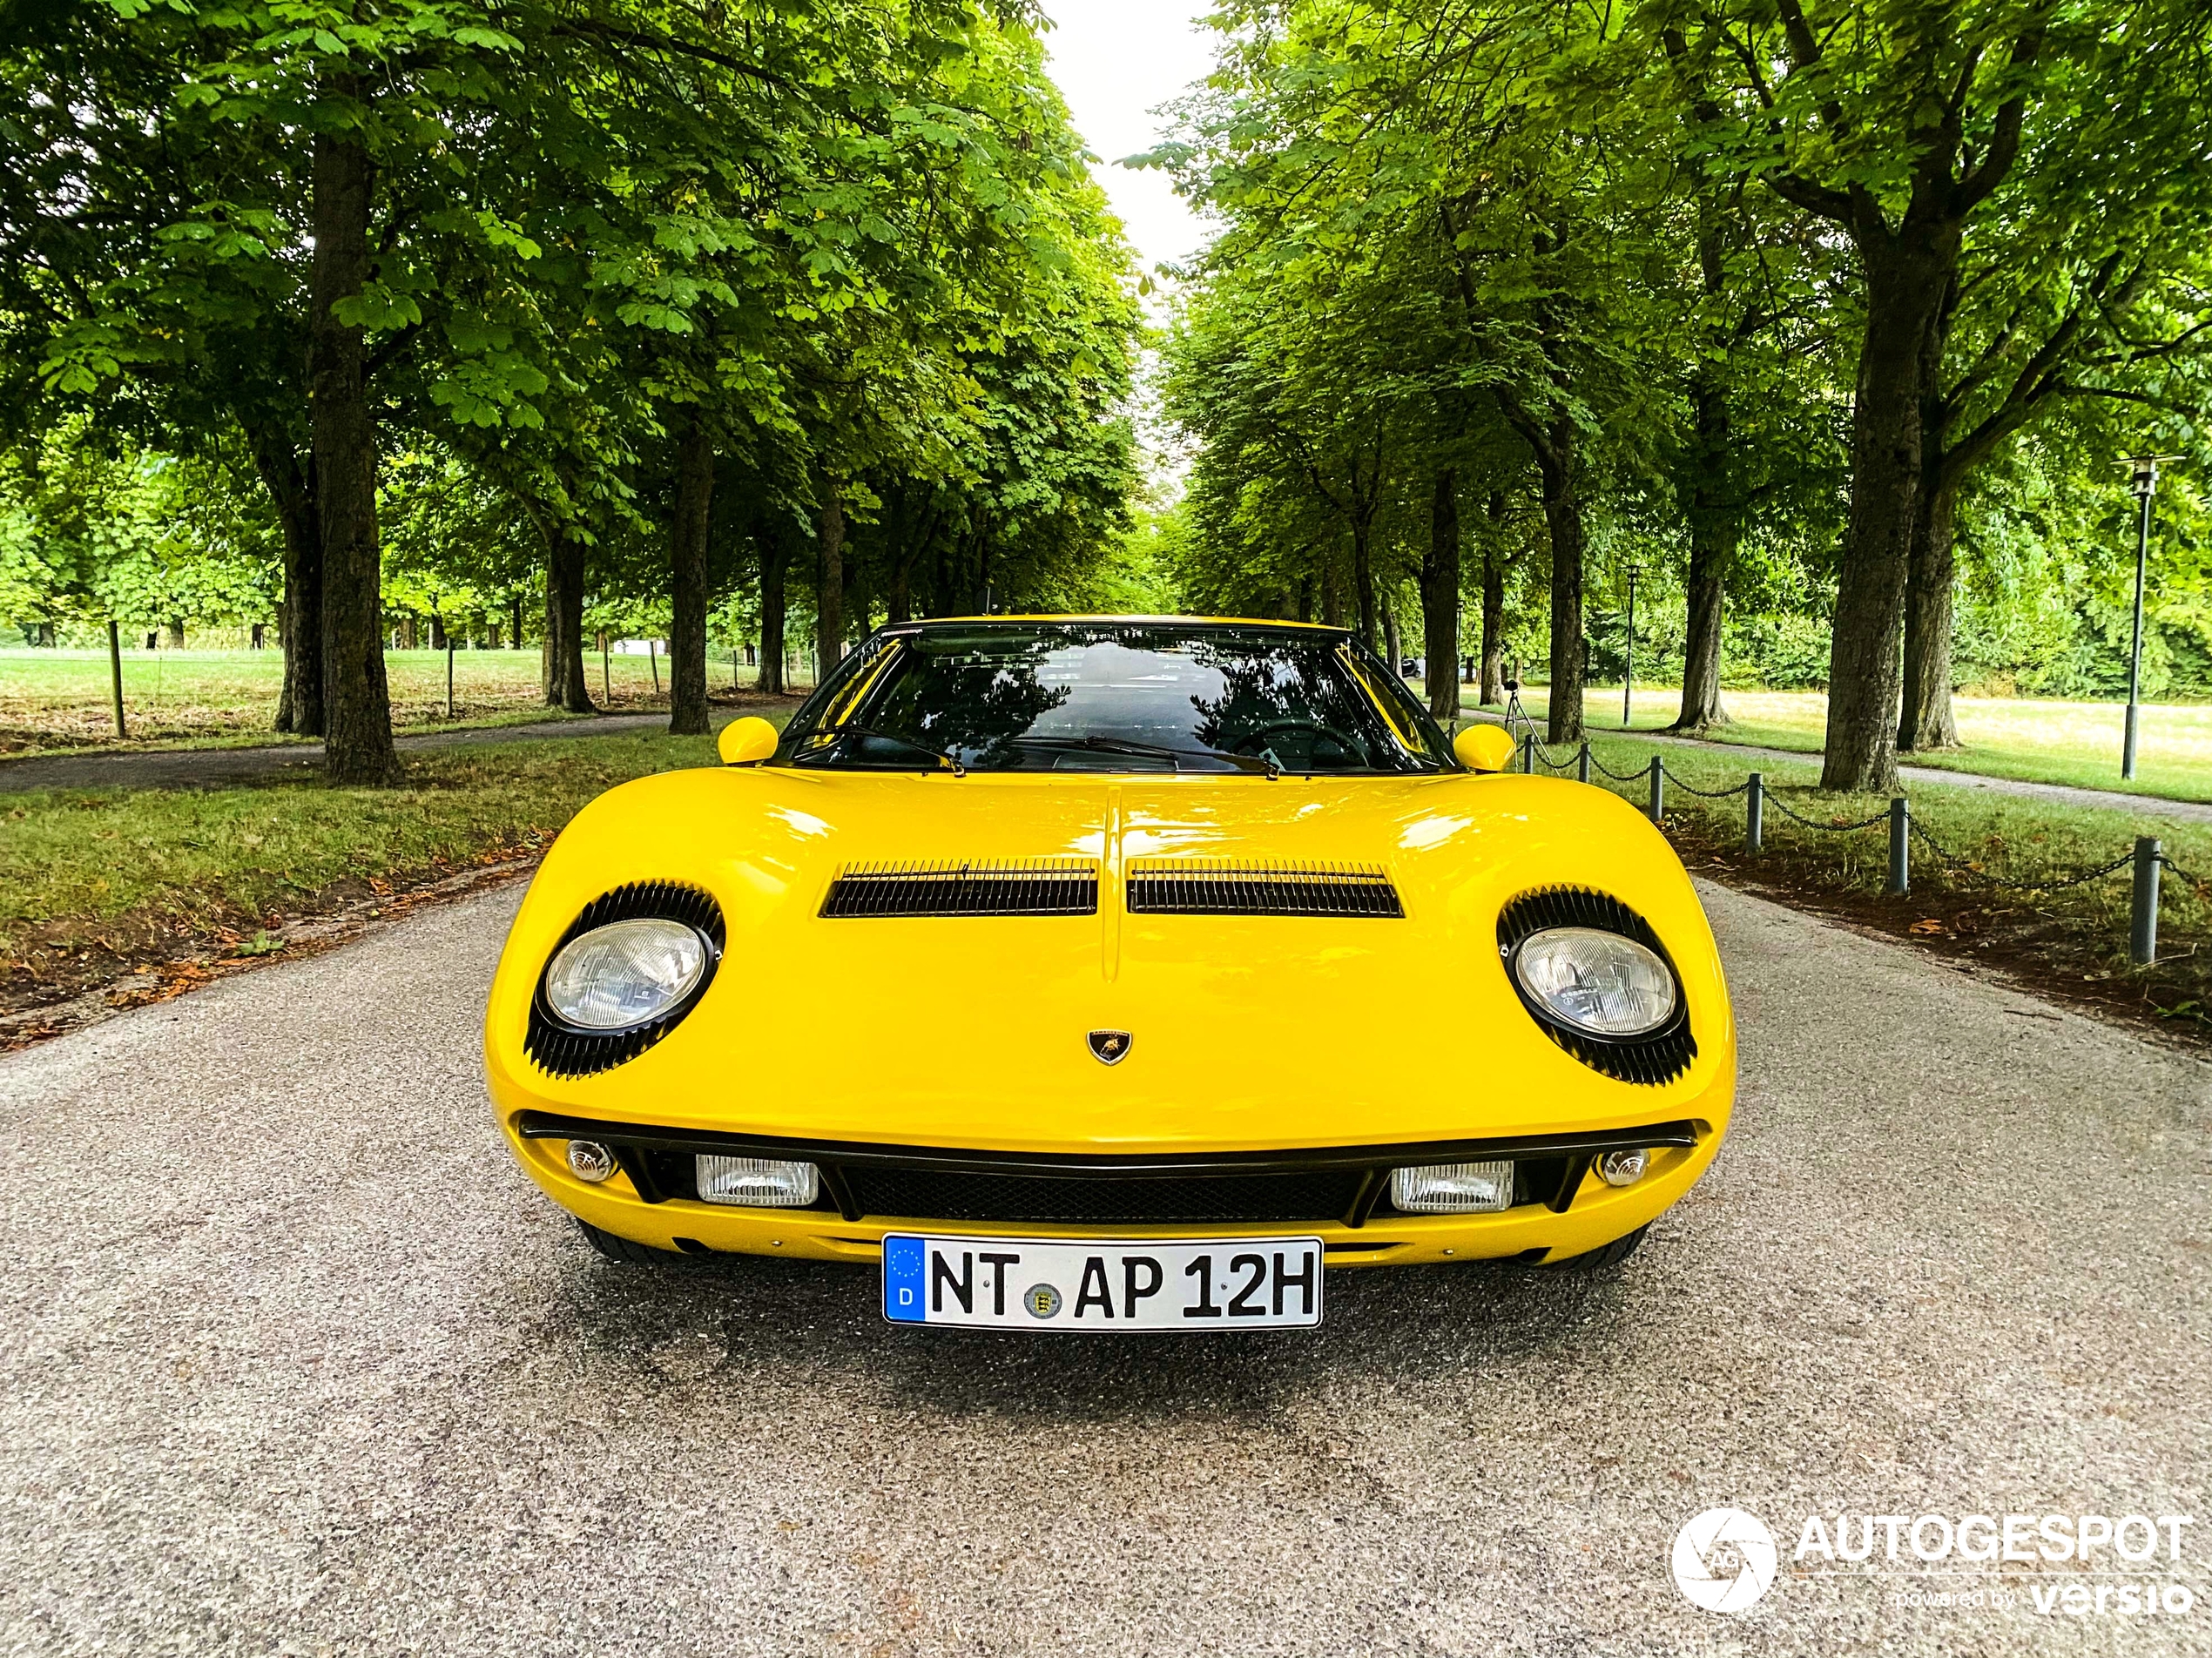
[696,1156,819,1208]
[1392,1160,1515,1214]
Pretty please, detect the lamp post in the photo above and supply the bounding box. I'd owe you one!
[2121,457,2172,780]
[1622,565,1636,728]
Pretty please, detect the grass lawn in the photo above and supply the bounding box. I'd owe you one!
[1563,730,2212,1032]
[0,645,802,758]
[0,715,796,1027]
[1421,681,2212,805]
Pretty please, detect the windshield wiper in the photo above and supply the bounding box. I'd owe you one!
[1004,735,1278,778]
[834,725,967,776]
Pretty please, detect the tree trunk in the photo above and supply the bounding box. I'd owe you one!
[846,558,871,649]
[509,592,523,650]
[1420,468,1461,721]
[250,428,321,736]
[1674,522,1731,734]
[1898,481,1960,751]
[1321,554,1346,629]
[817,479,845,671]
[1532,421,1586,745]
[667,412,714,736]
[1480,549,1506,706]
[1351,519,1378,652]
[1819,239,1954,792]
[541,577,556,702]
[309,112,398,785]
[1383,604,1401,677]
[1672,371,1733,733]
[543,522,593,712]
[759,524,789,695]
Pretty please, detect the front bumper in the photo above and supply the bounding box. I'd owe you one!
[502,1109,1727,1267]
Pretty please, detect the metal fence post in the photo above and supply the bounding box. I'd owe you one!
[2132,836,2161,966]
[1887,798,1909,894]
[1745,773,1763,853]
[1521,733,1534,774]
[1577,742,1590,784]
[106,619,127,738]
[1648,758,1664,824]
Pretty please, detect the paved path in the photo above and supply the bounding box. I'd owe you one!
[1464,708,2212,826]
[1,883,2205,1655]
[0,712,688,794]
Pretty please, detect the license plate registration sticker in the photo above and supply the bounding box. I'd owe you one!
[882,1234,1324,1330]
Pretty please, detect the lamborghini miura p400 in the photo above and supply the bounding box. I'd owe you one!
[485,617,1735,1331]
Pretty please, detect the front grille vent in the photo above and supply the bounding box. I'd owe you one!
[843,1168,1365,1225]
[820,859,1098,918]
[1126,860,1404,917]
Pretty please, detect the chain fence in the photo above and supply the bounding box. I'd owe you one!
[1489,697,2195,967]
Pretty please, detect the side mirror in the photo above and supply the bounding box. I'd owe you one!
[1453,725,1518,773]
[717,716,779,767]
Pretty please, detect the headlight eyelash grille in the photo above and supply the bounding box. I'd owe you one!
[1497,886,1696,1086]
[526,881,725,1077]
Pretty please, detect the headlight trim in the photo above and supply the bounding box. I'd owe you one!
[1511,925,1676,1038]
[526,880,725,1078]
[1496,886,1696,1086]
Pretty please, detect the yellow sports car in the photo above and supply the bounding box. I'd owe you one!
[485,617,1734,1330]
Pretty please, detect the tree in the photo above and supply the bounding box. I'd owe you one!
[1649,0,2212,789]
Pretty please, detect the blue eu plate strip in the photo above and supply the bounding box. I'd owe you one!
[882,1234,926,1323]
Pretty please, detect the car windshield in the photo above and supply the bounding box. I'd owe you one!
[781,621,1455,774]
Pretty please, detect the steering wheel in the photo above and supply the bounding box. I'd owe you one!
[1230,719,1359,758]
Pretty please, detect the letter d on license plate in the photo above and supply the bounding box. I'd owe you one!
[882,1235,1324,1331]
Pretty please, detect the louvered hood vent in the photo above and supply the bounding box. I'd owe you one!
[820,859,1099,918]
[1125,860,1404,917]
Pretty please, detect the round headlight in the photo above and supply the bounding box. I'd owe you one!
[543,918,708,1032]
[1512,926,1676,1038]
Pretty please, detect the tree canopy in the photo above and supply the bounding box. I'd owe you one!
[3,0,1144,775]
[1152,0,2212,781]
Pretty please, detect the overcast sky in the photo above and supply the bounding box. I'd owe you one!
[1040,1,1217,276]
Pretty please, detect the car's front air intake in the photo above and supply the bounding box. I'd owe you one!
[1124,860,1404,917]
[820,859,1099,918]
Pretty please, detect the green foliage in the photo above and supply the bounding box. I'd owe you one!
[0,422,278,640]
[1150,0,2212,726]
[0,0,1143,696]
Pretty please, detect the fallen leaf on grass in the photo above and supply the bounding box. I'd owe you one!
[1909,919,1947,937]
[232,930,287,958]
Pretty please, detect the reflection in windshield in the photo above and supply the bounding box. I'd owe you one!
[784,623,1453,774]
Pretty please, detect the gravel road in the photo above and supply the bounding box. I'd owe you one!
[1,882,2206,1656]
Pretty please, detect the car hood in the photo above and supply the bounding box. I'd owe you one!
[485,765,1734,1153]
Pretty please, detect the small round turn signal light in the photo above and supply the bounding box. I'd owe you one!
[567,1140,617,1183]
[1598,1149,1649,1188]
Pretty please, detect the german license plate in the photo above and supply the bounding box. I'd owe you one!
[882,1234,1324,1330]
